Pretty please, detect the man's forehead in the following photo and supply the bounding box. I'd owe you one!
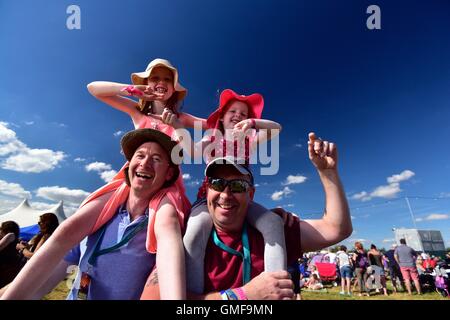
[135,141,168,156]
[209,164,251,181]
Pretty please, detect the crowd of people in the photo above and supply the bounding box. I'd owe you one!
[292,240,450,298]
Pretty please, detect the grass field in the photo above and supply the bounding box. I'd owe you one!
[44,279,448,300]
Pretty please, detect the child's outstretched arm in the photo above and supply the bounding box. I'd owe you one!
[87,81,160,128]
[178,112,207,130]
[233,119,282,151]
[1,192,112,299]
[154,197,186,299]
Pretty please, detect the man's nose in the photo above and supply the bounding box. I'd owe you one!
[220,185,233,197]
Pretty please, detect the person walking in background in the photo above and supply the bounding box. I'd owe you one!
[384,244,404,293]
[336,245,353,295]
[394,238,421,295]
[367,244,388,296]
[352,242,369,296]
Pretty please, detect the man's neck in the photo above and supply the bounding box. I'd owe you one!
[126,191,154,221]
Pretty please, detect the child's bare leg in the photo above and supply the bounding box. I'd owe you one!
[183,202,213,294]
[246,201,287,271]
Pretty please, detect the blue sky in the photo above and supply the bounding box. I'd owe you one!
[1,0,449,249]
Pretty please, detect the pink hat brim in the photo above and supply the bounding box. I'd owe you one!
[206,89,264,129]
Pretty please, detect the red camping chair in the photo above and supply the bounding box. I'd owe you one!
[315,256,338,285]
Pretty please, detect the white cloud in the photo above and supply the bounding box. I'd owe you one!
[0,122,66,173]
[439,192,450,198]
[85,162,112,172]
[294,144,302,148]
[100,170,118,183]
[416,213,449,222]
[271,187,294,201]
[351,215,356,220]
[36,186,90,206]
[387,170,415,184]
[382,238,395,243]
[24,121,34,126]
[370,182,401,198]
[2,149,65,173]
[85,162,117,182]
[113,130,124,137]
[282,174,307,186]
[353,170,415,202]
[346,238,368,243]
[74,157,86,162]
[187,180,201,187]
[182,173,191,180]
[352,191,371,201]
[0,179,31,199]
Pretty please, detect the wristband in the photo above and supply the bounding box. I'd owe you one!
[219,290,229,300]
[121,85,143,96]
[234,287,248,300]
[225,289,239,300]
[250,118,256,128]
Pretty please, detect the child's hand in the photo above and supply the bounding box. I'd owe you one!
[161,108,182,128]
[233,119,254,132]
[232,119,255,139]
[307,132,338,171]
[135,85,165,101]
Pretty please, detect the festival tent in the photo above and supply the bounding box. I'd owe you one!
[0,199,67,240]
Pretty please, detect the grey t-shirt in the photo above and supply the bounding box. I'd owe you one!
[394,244,417,267]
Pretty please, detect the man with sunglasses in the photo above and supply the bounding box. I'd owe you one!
[192,132,352,300]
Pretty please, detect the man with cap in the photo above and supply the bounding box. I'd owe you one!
[195,132,351,299]
[1,128,187,300]
[143,132,352,299]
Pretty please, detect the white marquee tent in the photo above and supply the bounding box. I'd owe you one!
[0,199,68,227]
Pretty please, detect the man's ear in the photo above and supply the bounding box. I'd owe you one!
[249,187,255,200]
[165,166,175,182]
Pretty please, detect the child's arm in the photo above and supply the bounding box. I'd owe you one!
[86,81,149,127]
[154,196,186,299]
[179,112,207,130]
[1,192,112,299]
[233,119,282,151]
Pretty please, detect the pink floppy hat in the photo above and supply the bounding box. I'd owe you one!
[206,89,264,129]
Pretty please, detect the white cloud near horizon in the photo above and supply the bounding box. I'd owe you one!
[282,174,307,186]
[36,186,90,206]
[0,122,66,173]
[0,179,31,199]
[271,187,294,201]
[415,213,449,222]
[113,130,124,137]
[352,170,415,202]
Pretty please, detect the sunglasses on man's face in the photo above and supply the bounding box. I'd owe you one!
[207,177,252,193]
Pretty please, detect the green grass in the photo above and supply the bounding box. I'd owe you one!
[300,282,447,300]
[44,279,448,300]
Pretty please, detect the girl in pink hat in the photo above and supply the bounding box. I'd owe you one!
[180,89,286,295]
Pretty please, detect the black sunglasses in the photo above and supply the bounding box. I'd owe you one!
[207,177,252,193]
